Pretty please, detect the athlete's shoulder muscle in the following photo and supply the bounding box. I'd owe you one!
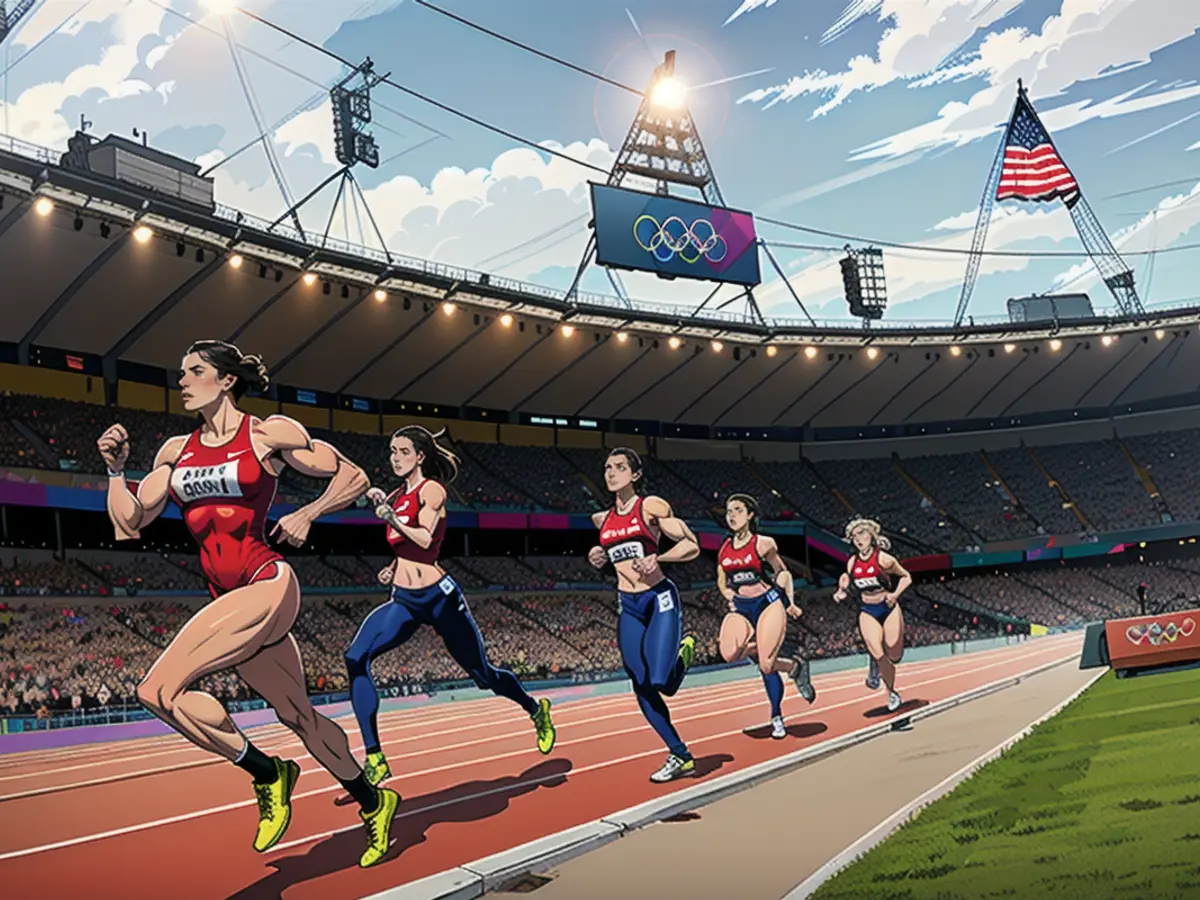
[253,414,312,452]
[154,434,189,469]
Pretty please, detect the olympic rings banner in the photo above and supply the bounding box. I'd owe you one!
[589,184,762,287]
[1105,608,1200,671]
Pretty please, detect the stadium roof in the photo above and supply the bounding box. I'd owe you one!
[2,133,1200,434]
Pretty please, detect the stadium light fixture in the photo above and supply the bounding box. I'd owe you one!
[1049,338,1062,351]
[34,197,53,216]
[442,301,456,315]
[803,346,817,359]
[1003,343,1016,354]
[374,288,387,302]
[766,345,777,357]
[650,76,688,109]
[866,347,879,360]
[133,225,153,244]
[711,340,723,352]
[499,313,513,327]
[1101,335,1114,347]
[561,324,575,337]
[615,331,628,343]
[949,345,962,357]
[229,254,244,269]
[1155,329,1165,340]
[668,336,682,349]
[302,272,317,286]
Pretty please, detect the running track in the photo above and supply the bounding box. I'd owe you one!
[0,635,1080,899]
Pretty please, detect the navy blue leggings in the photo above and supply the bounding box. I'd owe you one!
[345,576,538,753]
[618,580,689,759]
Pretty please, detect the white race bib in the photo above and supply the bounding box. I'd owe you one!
[438,576,456,595]
[171,460,244,504]
[607,541,645,563]
[657,591,675,613]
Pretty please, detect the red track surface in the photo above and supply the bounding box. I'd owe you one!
[0,635,1078,899]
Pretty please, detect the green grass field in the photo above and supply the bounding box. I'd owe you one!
[810,667,1200,900]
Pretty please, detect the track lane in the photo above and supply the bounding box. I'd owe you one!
[0,636,1077,899]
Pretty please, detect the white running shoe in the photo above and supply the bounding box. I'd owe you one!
[887,690,902,712]
[771,716,786,739]
[649,753,696,783]
[866,657,881,690]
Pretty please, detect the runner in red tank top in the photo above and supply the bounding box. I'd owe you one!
[832,518,912,712]
[586,448,701,784]
[98,339,397,868]
[343,425,556,789]
[716,494,815,739]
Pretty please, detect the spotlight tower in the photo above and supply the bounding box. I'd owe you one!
[270,57,393,261]
[565,51,784,325]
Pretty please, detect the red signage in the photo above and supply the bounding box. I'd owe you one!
[1105,609,1200,671]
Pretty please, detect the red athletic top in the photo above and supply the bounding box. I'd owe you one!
[167,414,283,596]
[850,548,892,596]
[598,496,658,564]
[718,535,765,589]
[385,479,445,565]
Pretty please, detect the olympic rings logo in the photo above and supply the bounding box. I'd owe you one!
[1125,617,1196,646]
[633,214,728,265]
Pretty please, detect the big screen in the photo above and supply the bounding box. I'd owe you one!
[590,184,762,287]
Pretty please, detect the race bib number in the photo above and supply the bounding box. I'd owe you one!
[854,577,880,590]
[607,541,645,564]
[438,576,456,595]
[730,571,758,584]
[657,591,675,613]
[172,461,244,503]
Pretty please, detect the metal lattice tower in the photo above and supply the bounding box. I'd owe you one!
[608,50,724,207]
[954,82,1143,327]
[1,0,37,43]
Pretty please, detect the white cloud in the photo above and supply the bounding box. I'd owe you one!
[739,0,1023,116]
[209,136,622,278]
[757,203,1080,318]
[9,0,131,49]
[0,1,167,147]
[1052,180,1200,292]
[723,0,783,27]
[847,0,1200,160]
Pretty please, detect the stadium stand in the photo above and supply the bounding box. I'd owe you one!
[7,392,1200,552]
[1,539,1181,718]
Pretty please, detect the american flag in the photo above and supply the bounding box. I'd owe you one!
[996,94,1079,208]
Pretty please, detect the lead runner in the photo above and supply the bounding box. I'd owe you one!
[98,339,398,867]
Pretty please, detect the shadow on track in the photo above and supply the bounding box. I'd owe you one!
[227,757,573,899]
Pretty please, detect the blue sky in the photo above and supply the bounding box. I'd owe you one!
[2,0,1198,324]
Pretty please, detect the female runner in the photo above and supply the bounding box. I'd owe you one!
[98,340,397,868]
[832,518,911,712]
[716,494,815,739]
[347,425,556,786]
[586,447,700,784]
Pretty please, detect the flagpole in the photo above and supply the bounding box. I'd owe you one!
[952,83,1024,328]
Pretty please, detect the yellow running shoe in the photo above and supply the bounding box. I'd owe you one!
[363,750,391,787]
[252,757,301,852]
[532,697,556,754]
[679,634,697,670]
[359,787,401,868]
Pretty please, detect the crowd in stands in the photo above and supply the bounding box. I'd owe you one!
[5,393,1196,553]
[3,548,1188,718]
